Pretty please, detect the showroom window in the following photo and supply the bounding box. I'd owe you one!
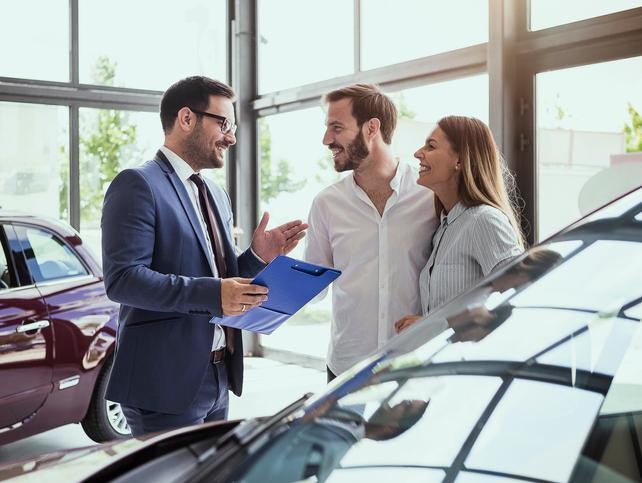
[77,108,162,258]
[258,107,335,358]
[0,0,228,243]
[1,0,69,82]
[257,0,354,93]
[535,56,642,240]
[529,0,642,31]
[390,74,489,162]
[360,0,488,70]
[0,102,69,220]
[79,0,227,91]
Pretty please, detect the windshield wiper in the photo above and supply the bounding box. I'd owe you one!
[186,392,313,483]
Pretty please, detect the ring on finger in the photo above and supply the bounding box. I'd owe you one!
[241,303,246,312]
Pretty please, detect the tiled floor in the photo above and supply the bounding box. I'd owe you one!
[0,358,325,465]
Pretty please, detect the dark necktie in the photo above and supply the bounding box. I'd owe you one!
[189,174,234,353]
[189,174,228,278]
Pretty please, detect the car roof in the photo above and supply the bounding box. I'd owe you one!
[0,211,85,244]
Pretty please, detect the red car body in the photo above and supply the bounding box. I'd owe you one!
[0,212,127,445]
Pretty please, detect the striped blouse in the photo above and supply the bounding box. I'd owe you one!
[419,202,522,315]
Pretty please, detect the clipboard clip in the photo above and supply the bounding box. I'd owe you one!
[291,263,326,276]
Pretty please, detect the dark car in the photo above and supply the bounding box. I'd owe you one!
[1,187,641,482]
[0,211,130,445]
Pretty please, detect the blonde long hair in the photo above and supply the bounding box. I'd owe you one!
[437,115,525,248]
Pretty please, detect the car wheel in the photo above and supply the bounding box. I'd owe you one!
[81,353,131,442]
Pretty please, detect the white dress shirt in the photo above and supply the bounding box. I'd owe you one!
[159,146,225,351]
[305,162,438,375]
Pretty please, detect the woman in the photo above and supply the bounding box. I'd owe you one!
[395,115,523,333]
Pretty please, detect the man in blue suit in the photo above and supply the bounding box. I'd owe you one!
[102,76,307,436]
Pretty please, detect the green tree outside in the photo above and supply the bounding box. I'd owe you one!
[80,57,138,225]
[259,117,306,203]
[624,102,642,153]
[59,56,138,223]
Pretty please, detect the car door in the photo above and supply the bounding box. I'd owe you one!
[0,223,53,430]
[13,224,114,394]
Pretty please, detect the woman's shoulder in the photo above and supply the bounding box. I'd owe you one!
[466,204,511,226]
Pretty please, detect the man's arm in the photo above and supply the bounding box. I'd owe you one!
[102,169,222,316]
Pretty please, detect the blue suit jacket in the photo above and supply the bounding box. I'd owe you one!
[102,151,265,414]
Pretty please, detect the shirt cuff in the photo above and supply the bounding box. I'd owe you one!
[250,246,267,264]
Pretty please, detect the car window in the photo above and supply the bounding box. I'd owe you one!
[0,226,14,290]
[18,226,88,282]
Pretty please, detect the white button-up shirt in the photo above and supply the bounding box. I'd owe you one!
[160,146,225,350]
[305,162,438,375]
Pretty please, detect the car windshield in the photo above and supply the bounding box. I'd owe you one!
[214,190,642,483]
[225,357,632,482]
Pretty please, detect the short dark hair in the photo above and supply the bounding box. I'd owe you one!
[324,84,397,144]
[160,76,236,134]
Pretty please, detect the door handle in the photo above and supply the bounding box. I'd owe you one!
[16,320,50,333]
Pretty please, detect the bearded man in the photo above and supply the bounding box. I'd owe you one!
[304,84,437,382]
[102,76,307,436]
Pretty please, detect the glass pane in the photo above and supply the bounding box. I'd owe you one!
[537,317,638,376]
[601,321,642,415]
[530,0,642,31]
[78,108,162,259]
[79,0,227,91]
[456,473,525,483]
[431,308,591,364]
[390,74,489,164]
[337,376,502,468]
[536,56,642,240]
[258,0,353,94]
[0,102,68,220]
[465,379,604,482]
[511,240,642,312]
[1,0,69,81]
[231,374,500,482]
[0,231,12,290]
[23,227,88,282]
[258,108,336,357]
[361,0,488,71]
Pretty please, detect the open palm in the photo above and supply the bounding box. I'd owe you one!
[251,212,308,262]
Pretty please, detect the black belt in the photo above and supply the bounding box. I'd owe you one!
[211,348,226,364]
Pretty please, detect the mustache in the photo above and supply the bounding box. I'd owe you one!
[328,143,343,150]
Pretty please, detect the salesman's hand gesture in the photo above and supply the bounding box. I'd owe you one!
[251,211,308,263]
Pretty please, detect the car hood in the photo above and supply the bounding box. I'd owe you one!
[0,438,146,482]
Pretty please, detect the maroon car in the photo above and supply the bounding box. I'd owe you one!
[0,211,129,444]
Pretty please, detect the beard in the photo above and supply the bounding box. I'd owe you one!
[183,121,225,170]
[331,130,370,172]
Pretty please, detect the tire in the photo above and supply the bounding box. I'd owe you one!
[81,353,131,442]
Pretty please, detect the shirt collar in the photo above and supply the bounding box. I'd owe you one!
[389,159,403,191]
[159,146,197,183]
[441,201,468,225]
[350,158,403,192]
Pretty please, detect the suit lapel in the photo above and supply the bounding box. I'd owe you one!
[154,151,215,275]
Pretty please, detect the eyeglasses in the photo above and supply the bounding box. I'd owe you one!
[191,109,237,135]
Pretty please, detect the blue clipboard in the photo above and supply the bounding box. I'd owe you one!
[214,256,341,334]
